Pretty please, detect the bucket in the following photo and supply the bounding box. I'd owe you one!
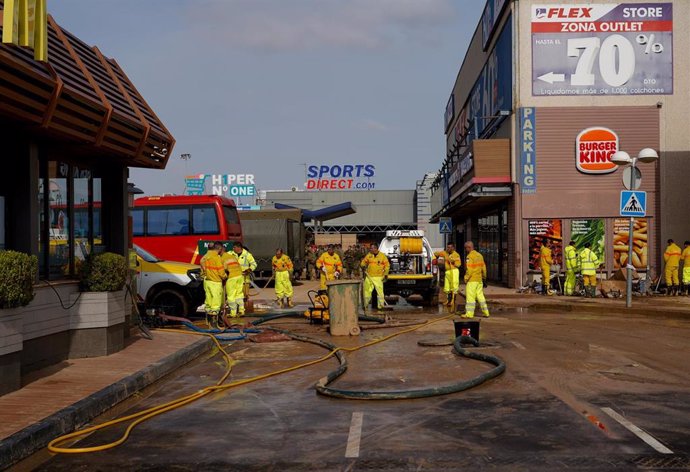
[454,320,480,341]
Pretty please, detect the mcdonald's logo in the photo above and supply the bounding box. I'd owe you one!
[2,0,47,62]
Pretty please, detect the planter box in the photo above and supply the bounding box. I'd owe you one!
[0,310,24,394]
[68,290,126,358]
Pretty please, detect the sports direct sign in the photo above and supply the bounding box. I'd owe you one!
[532,3,673,96]
[306,164,375,191]
[576,127,618,174]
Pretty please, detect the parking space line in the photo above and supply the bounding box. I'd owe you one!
[511,341,526,350]
[601,407,673,454]
[345,412,364,458]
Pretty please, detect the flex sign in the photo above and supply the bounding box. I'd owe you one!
[184,174,256,197]
[306,164,375,191]
[532,4,673,96]
[576,127,619,174]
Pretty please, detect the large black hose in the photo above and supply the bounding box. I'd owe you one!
[314,335,505,400]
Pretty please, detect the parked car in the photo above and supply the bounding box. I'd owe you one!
[134,244,204,317]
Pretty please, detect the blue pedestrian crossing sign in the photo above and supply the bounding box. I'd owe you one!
[620,190,646,217]
[439,217,452,234]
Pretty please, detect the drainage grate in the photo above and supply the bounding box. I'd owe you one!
[632,455,690,469]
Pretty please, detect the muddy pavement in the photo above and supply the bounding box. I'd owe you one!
[27,306,690,471]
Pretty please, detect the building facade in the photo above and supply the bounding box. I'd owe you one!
[433,0,689,287]
[0,8,174,393]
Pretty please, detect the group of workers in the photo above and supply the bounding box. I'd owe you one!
[540,240,602,298]
[541,238,690,297]
[199,241,257,325]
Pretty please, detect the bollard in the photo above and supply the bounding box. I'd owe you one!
[327,280,361,336]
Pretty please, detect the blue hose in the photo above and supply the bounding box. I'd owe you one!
[182,321,260,336]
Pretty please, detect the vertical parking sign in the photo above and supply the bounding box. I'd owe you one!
[532,4,673,96]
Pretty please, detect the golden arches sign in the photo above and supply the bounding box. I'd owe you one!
[2,0,48,62]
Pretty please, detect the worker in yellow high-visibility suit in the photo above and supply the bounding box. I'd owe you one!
[272,248,294,308]
[579,242,600,298]
[434,243,461,306]
[539,241,554,295]
[234,244,257,302]
[223,242,246,317]
[360,243,390,310]
[682,241,690,296]
[462,241,489,318]
[664,239,682,296]
[316,245,343,290]
[563,241,579,296]
[200,242,227,326]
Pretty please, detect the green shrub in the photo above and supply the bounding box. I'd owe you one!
[80,252,127,292]
[0,250,38,309]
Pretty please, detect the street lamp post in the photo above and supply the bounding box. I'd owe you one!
[611,148,659,308]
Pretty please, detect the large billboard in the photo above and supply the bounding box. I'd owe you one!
[305,164,375,191]
[532,4,673,96]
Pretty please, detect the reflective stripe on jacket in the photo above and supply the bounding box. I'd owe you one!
[564,245,579,271]
[201,252,226,282]
[272,254,293,272]
[664,243,682,267]
[222,252,243,278]
[361,252,390,277]
[464,250,486,283]
[434,250,461,271]
[579,248,600,276]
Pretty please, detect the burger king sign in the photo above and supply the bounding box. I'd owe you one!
[576,127,619,174]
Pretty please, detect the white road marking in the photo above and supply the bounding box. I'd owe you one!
[345,412,364,458]
[601,407,673,454]
[511,341,526,350]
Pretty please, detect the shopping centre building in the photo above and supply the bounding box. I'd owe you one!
[0,6,173,392]
[431,0,689,287]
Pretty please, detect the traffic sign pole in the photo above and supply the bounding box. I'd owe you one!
[626,165,635,308]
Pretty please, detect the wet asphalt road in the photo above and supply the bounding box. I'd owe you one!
[20,307,690,471]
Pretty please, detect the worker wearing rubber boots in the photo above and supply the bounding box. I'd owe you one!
[200,242,227,327]
[579,242,600,298]
[434,243,461,306]
[235,243,257,302]
[462,241,489,318]
[361,243,390,311]
[316,245,343,290]
[539,240,554,295]
[224,242,246,317]
[564,241,579,296]
[272,248,294,308]
[664,239,682,296]
[682,241,690,296]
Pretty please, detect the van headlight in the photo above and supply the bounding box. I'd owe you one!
[187,269,202,282]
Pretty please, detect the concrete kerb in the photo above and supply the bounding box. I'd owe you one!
[489,297,690,319]
[0,336,214,470]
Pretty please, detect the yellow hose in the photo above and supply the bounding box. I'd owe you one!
[48,314,454,454]
[399,237,423,255]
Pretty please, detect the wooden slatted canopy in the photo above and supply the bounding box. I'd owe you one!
[0,4,174,169]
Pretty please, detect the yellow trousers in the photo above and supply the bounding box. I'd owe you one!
[363,275,385,309]
[226,275,245,316]
[683,267,690,284]
[320,272,336,290]
[665,266,679,286]
[541,265,550,291]
[564,270,576,295]
[203,279,223,315]
[583,274,597,287]
[443,268,459,294]
[464,281,489,318]
[275,271,293,299]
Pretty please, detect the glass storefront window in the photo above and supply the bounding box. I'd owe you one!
[37,161,104,279]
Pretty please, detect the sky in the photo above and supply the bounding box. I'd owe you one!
[49,0,481,195]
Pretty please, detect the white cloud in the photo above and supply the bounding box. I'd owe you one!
[358,118,390,132]
[186,0,456,51]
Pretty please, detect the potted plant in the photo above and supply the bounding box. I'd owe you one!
[69,252,128,357]
[0,250,37,394]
